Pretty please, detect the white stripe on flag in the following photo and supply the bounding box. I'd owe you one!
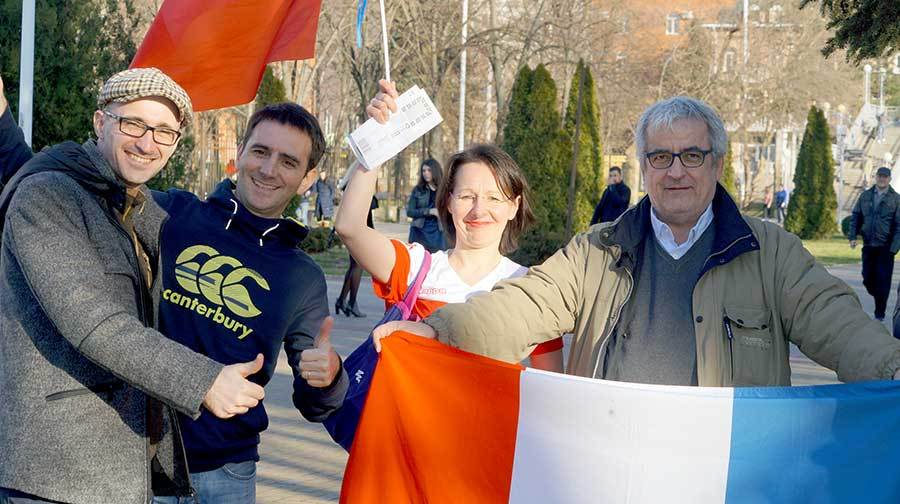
[509,369,734,503]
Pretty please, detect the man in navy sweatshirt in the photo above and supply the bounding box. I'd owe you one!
[0,76,347,504]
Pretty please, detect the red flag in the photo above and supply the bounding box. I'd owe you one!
[341,333,523,503]
[131,0,322,112]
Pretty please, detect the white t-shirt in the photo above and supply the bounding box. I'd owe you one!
[403,242,528,304]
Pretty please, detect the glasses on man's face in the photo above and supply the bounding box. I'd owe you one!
[102,110,181,146]
[451,191,510,209]
[645,148,712,170]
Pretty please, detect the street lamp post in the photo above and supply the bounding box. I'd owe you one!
[864,64,873,113]
[836,104,847,225]
[880,67,887,115]
[18,0,35,147]
[458,0,468,151]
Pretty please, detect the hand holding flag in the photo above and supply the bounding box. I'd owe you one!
[365,79,398,124]
[372,320,436,352]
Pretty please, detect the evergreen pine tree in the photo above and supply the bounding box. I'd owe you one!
[785,108,816,236]
[502,65,569,232]
[502,65,570,264]
[501,66,534,162]
[255,66,289,110]
[720,144,737,199]
[812,107,839,237]
[564,60,604,233]
[786,106,838,238]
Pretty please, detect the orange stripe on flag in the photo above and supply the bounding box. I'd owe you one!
[131,0,322,111]
[341,332,524,503]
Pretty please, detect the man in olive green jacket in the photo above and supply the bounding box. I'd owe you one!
[375,96,900,386]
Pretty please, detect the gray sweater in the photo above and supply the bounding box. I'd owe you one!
[603,228,715,385]
[0,141,223,504]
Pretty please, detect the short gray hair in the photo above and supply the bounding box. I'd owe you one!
[635,96,728,165]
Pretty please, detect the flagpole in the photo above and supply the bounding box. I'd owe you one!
[457,0,468,150]
[19,0,35,147]
[378,0,391,81]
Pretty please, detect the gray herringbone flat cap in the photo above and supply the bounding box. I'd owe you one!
[98,67,193,123]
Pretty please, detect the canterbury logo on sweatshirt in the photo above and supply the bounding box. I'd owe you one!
[162,244,269,339]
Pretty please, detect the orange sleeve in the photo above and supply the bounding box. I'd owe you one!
[530,337,564,356]
[372,240,412,307]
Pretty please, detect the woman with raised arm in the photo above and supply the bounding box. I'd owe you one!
[334,80,563,372]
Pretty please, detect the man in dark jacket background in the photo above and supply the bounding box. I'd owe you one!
[849,166,900,322]
[590,166,631,225]
[0,68,265,504]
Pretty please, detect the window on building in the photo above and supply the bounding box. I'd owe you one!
[666,13,679,35]
[769,5,783,24]
[723,50,735,73]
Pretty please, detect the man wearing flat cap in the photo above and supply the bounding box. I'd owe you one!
[849,166,900,322]
[0,68,269,504]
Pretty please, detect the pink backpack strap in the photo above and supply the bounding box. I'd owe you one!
[395,251,432,321]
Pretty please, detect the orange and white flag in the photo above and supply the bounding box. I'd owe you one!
[341,332,900,503]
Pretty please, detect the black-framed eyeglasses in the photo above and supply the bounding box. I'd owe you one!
[645,149,712,170]
[102,110,181,146]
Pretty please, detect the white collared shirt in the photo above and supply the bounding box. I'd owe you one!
[650,204,714,259]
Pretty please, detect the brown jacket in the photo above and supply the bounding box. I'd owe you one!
[427,186,900,386]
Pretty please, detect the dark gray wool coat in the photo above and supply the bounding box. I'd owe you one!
[0,140,223,504]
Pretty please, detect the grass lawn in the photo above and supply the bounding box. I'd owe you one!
[313,235,859,271]
[309,246,376,277]
[309,246,353,276]
[801,234,860,266]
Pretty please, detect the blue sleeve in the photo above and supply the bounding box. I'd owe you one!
[406,188,428,218]
[0,106,35,189]
[151,188,199,213]
[284,264,348,422]
[848,194,863,240]
[590,190,608,226]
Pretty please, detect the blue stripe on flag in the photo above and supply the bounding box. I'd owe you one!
[356,0,368,48]
[726,380,900,503]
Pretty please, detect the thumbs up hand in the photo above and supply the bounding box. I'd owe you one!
[203,354,266,419]
[300,317,341,388]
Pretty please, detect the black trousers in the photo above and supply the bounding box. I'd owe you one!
[861,246,895,318]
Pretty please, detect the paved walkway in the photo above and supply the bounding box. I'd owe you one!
[256,246,900,502]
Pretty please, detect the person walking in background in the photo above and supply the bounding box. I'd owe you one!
[295,187,312,226]
[313,169,336,225]
[335,192,379,318]
[407,158,445,252]
[590,166,631,225]
[849,166,900,321]
[775,184,787,224]
[763,186,774,221]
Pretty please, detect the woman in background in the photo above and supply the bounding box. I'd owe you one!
[335,194,379,318]
[406,159,445,252]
